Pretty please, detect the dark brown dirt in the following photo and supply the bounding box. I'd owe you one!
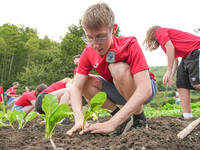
[0,116,199,150]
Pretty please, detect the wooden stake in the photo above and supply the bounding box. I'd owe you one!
[177,118,200,139]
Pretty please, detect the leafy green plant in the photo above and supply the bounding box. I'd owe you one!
[0,104,38,129]
[41,94,74,149]
[82,92,111,130]
[144,102,200,118]
[167,97,176,104]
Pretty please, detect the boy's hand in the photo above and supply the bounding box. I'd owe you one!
[79,121,115,135]
[66,118,85,135]
[163,71,174,88]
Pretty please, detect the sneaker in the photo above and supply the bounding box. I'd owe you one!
[179,115,194,120]
[59,118,70,125]
[109,117,133,136]
[133,112,148,129]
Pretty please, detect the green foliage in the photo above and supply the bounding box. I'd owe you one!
[82,92,111,130]
[144,102,200,118]
[146,91,168,108]
[41,94,74,139]
[1,20,121,88]
[0,104,37,129]
[167,97,176,104]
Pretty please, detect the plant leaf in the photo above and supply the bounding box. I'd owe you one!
[46,104,73,139]
[16,111,26,129]
[0,119,9,127]
[82,110,91,130]
[42,94,58,120]
[90,92,107,111]
[22,112,38,129]
[25,112,38,122]
[7,109,17,128]
[42,94,74,139]
[50,104,73,125]
[92,112,98,120]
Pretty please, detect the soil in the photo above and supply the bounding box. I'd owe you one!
[0,116,200,150]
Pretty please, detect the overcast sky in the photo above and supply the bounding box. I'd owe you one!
[1,0,200,66]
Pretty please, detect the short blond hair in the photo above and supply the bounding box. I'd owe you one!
[143,25,161,52]
[81,2,115,30]
[61,77,74,84]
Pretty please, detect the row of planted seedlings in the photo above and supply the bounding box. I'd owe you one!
[0,92,111,150]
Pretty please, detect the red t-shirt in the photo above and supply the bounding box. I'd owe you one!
[15,91,36,106]
[155,28,200,58]
[77,36,155,81]
[8,87,16,95]
[22,92,30,96]
[42,81,68,94]
[0,86,3,101]
[74,67,78,75]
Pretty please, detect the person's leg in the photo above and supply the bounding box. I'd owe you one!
[7,97,15,104]
[11,104,23,112]
[108,62,157,130]
[23,105,34,115]
[177,88,191,113]
[176,58,195,118]
[50,88,69,104]
[108,62,143,115]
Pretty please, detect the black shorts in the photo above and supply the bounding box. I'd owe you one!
[176,49,200,90]
[35,92,47,114]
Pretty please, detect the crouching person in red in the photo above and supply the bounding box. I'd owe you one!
[11,83,47,116]
[35,78,73,114]
[67,2,157,136]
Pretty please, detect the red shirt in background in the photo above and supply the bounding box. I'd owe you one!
[0,86,3,101]
[8,87,16,95]
[42,81,68,94]
[155,28,200,58]
[15,91,36,106]
[74,67,78,75]
[22,92,30,96]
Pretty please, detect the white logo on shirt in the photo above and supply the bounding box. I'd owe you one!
[94,63,99,68]
[106,51,115,63]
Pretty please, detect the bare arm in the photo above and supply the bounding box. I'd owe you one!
[66,73,88,135]
[171,58,178,77]
[163,40,176,87]
[1,94,4,104]
[30,100,36,110]
[165,40,175,73]
[7,90,20,97]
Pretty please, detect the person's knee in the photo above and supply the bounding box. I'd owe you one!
[193,84,200,90]
[109,62,131,80]
[83,75,102,91]
[82,75,102,100]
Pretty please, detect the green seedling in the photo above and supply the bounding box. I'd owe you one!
[21,111,38,129]
[41,94,74,149]
[0,104,38,129]
[82,92,111,130]
[0,104,8,123]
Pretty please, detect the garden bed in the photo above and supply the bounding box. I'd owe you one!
[0,116,199,150]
